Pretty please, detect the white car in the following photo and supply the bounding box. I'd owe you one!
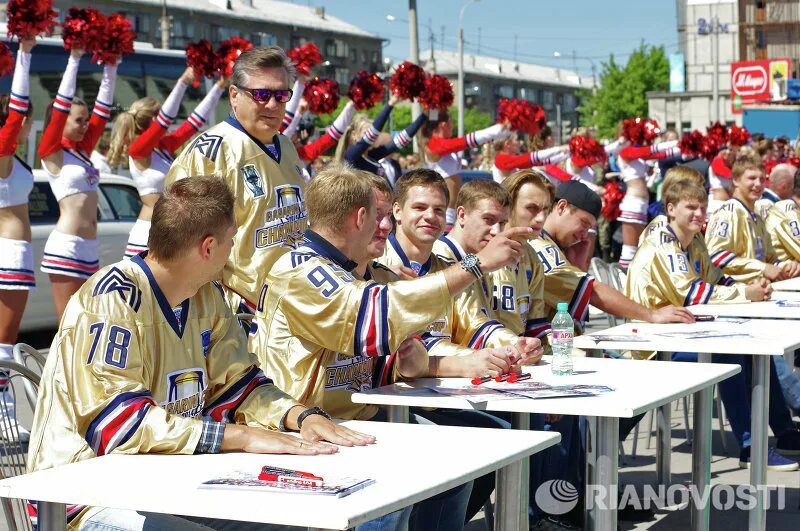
[21,171,141,332]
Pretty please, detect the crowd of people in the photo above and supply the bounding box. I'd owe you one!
[1,17,800,530]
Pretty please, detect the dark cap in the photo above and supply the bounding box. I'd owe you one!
[555,180,602,218]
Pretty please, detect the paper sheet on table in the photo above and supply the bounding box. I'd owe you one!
[652,330,754,340]
[199,470,374,497]
[426,380,614,402]
[584,334,651,343]
[775,300,800,307]
[423,383,518,403]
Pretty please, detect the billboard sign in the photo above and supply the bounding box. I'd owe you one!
[669,53,686,92]
[731,58,792,114]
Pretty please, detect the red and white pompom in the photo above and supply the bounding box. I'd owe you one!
[699,134,721,161]
[186,40,219,87]
[678,130,704,159]
[287,42,322,77]
[419,74,453,110]
[569,135,606,167]
[622,116,661,145]
[61,7,106,53]
[303,76,340,115]
[496,98,546,136]
[601,179,624,221]
[347,70,384,110]
[92,13,135,65]
[6,0,58,40]
[706,121,728,146]
[389,61,426,100]
[727,125,750,147]
[0,43,14,77]
[217,37,253,78]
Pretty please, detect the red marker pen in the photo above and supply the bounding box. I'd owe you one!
[259,466,324,487]
[494,373,511,383]
[471,375,493,385]
[507,372,531,383]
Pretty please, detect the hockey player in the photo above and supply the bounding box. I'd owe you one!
[28,176,373,529]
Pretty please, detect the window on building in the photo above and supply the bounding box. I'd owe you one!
[681,121,691,133]
[542,90,554,109]
[334,67,350,86]
[465,83,481,96]
[326,40,349,59]
[371,51,379,64]
[254,33,275,46]
[291,36,307,49]
[134,14,151,34]
[494,85,514,99]
[563,93,575,111]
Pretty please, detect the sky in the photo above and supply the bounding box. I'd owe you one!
[298,0,680,77]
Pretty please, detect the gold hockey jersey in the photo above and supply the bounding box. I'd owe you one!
[705,198,782,282]
[765,199,800,262]
[486,243,548,338]
[528,230,594,327]
[165,115,307,307]
[28,255,299,528]
[379,233,517,357]
[626,224,747,307]
[254,230,453,421]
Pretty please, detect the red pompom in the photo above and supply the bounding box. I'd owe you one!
[678,130,705,159]
[389,61,426,100]
[764,159,778,178]
[0,43,14,77]
[92,13,135,65]
[303,77,340,115]
[788,156,800,169]
[601,179,624,221]
[7,0,57,39]
[622,116,661,145]
[706,121,728,145]
[699,134,721,161]
[419,74,454,110]
[62,7,106,53]
[347,70,385,110]
[569,136,606,167]
[727,125,750,147]
[217,37,253,78]
[287,42,322,77]
[186,40,218,87]
[496,98,546,136]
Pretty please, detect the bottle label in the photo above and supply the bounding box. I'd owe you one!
[552,330,574,341]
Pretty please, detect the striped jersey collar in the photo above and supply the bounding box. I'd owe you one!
[437,234,466,261]
[731,197,757,221]
[388,232,432,276]
[131,253,190,338]
[302,230,358,272]
[762,188,780,204]
[225,113,282,164]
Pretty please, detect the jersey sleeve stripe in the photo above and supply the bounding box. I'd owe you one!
[420,334,446,350]
[354,283,391,358]
[205,366,273,422]
[85,391,155,456]
[525,319,550,339]
[685,278,714,306]
[568,275,594,326]
[468,320,504,349]
[710,250,735,268]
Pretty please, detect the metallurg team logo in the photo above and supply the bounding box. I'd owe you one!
[241,164,265,198]
[325,353,374,393]
[255,184,308,249]
[163,368,207,418]
[517,295,530,316]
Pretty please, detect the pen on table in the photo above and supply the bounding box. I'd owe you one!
[494,373,511,383]
[507,372,531,383]
[259,466,324,487]
[471,375,493,385]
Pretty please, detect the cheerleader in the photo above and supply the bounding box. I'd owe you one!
[106,68,226,258]
[0,37,35,441]
[338,94,427,182]
[420,109,510,228]
[491,132,568,183]
[616,125,680,269]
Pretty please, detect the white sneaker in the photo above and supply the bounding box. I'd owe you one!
[0,418,30,443]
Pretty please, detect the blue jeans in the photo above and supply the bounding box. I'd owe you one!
[773,354,800,412]
[671,352,795,450]
[532,414,583,522]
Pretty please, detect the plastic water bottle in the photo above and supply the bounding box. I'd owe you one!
[551,302,574,376]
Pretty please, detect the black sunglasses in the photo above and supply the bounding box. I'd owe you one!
[235,85,293,103]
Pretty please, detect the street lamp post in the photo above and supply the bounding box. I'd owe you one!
[458,0,480,137]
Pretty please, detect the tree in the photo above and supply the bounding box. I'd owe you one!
[578,44,669,138]
[449,105,494,134]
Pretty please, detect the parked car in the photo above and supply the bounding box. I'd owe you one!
[21,171,141,332]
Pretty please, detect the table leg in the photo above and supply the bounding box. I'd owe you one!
[588,416,619,531]
[583,415,597,531]
[495,412,530,531]
[38,501,67,531]
[387,405,409,424]
[690,382,712,531]
[656,352,672,487]
[748,356,770,531]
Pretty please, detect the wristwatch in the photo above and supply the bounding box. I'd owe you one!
[297,406,332,429]
[460,253,483,279]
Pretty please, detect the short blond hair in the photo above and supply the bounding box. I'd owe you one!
[661,166,705,202]
[149,176,234,261]
[306,162,374,232]
[456,179,511,211]
[731,156,764,182]
[663,180,707,216]
[503,169,555,209]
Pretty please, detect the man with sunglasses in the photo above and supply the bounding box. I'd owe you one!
[166,46,307,344]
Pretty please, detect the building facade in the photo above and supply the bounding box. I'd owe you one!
[419,50,591,142]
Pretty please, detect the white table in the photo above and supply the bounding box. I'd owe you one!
[351,356,739,531]
[771,277,800,291]
[687,300,800,319]
[0,420,559,531]
[576,319,800,531]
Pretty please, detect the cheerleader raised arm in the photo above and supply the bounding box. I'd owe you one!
[38,48,119,321]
